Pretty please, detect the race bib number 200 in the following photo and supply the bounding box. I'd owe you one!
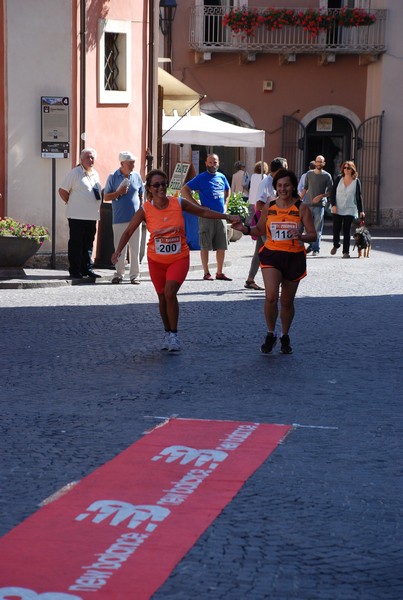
[155,235,181,255]
[270,221,297,241]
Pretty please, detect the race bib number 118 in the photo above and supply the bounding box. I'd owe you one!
[270,222,297,241]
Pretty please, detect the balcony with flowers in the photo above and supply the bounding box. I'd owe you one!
[189,6,387,62]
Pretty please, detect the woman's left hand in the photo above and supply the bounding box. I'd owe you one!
[227,214,241,224]
[111,251,120,265]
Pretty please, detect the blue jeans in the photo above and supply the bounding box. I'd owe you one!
[310,206,324,252]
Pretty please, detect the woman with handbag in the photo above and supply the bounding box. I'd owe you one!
[329,160,365,259]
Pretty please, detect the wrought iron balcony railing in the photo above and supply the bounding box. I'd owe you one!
[189,7,387,60]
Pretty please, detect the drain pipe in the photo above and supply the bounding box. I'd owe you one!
[146,0,155,173]
[80,0,86,152]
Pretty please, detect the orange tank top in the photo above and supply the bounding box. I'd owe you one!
[143,196,189,263]
[264,199,304,253]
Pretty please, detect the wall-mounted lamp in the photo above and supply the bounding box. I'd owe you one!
[159,0,177,36]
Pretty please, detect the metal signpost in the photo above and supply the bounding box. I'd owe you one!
[41,96,70,268]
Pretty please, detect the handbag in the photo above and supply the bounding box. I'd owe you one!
[250,209,261,241]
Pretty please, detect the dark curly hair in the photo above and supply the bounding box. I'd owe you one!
[272,169,299,199]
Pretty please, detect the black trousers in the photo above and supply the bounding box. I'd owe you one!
[332,214,354,254]
[68,218,97,275]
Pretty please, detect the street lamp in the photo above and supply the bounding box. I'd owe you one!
[159,0,177,36]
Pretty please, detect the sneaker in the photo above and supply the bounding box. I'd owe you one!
[306,245,313,254]
[216,273,232,281]
[168,332,181,352]
[161,332,170,351]
[260,332,277,354]
[130,278,140,285]
[280,334,293,354]
[342,253,350,259]
[330,246,338,255]
[312,251,319,256]
[111,275,122,284]
[203,272,213,280]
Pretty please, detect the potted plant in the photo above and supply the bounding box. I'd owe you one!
[0,217,50,279]
[226,192,249,241]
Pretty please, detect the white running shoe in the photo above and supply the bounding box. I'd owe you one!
[168,332,181,352]
[161,332,170,351]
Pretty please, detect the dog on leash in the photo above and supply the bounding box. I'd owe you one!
[353,223,372,258]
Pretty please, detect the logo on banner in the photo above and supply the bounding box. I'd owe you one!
[151,445,228,467]
[75,501,170,532]
[0,588,82,600]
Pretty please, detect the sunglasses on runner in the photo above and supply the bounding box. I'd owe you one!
[150,182,167,189]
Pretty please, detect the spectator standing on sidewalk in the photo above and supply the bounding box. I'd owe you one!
[58,148,102,279]
[329,160,365,259]
[243,161,269,291]
[104,151,144,284]
[298,161,315,197]
[232,169,317,355]
[300,155,333,256]
[231,160,250,201]
[112,169,240,352]
[180,154,232,281]
[255,157,288,211]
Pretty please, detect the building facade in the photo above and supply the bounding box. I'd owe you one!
[164,0,402,227]
[0,0,156,255]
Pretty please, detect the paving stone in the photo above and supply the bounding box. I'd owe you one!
[1,228,402,598]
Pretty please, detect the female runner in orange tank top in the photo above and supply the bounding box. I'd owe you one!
[232,169,317,355]
[112,169,240,352]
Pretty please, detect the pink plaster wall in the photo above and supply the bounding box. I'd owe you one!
[79,1,149,186]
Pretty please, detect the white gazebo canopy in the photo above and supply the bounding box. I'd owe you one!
[162,112,265,148]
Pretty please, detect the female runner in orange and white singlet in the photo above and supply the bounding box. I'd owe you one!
[112,169,240,352]
[232,168,317,355]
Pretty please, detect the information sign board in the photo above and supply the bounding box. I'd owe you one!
[41,96,70,158]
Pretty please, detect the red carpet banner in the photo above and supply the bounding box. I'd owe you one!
[0,418,291,599]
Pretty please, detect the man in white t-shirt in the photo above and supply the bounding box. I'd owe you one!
[58,148,102,279]
[255,157,288,210]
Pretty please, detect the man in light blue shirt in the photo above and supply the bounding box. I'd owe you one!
[104,151,144,283]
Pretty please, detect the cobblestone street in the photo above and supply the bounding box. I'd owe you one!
[1,229,402,599]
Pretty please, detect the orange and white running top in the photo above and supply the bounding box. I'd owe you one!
[143,196,189,263]
[264,199,304,253]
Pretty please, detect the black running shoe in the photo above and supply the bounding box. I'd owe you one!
[261,332,277,354]
[280,334,293,354]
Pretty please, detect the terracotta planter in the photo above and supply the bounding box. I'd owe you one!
[0,236,41,278]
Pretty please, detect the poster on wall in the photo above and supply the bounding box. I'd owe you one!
[41,96,70,158]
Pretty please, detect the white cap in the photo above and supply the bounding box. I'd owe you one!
[119,151,137,162]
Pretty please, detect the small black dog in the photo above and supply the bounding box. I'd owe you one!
[353,224,372,258]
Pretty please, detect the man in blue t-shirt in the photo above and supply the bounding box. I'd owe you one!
[180,154,232,281]
[104,151,144,284]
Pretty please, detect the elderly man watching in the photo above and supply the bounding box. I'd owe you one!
[104,151,144,284]
[58,147,102,279]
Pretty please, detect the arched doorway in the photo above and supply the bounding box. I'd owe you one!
[282,109,383,224]
[306,114,354,180]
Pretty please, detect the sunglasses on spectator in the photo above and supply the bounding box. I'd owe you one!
[343,166,353,170]
[150,182,167,189]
